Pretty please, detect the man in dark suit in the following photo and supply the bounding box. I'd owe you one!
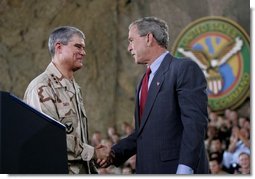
[98,16,209,174]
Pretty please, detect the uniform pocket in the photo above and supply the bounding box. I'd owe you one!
[58,105,77,118]
[57,106,77,134]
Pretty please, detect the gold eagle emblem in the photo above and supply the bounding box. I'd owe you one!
[177,37,243,95]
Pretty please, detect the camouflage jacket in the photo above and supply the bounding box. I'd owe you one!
[24,62,95,173]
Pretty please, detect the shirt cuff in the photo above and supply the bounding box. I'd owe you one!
[176,164,194,174]
[81,144,94,161]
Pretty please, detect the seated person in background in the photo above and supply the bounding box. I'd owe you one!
[234,152,250,174]
[209,157,228,174]
[222,126,250,173]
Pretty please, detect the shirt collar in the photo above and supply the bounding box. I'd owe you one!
[148,51,169,75]
[46,62,80,94]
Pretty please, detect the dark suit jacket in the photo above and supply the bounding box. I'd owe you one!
[112,53,209,174]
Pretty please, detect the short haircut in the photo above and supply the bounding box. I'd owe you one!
[48,26,85,57]
[129,17,169,49]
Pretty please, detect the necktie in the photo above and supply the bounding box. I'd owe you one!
[139,67,151,122]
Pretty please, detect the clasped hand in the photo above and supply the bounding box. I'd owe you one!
[94,144,115,168]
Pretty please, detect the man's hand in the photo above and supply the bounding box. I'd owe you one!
[94,146,115,168]
[94,144,109,160]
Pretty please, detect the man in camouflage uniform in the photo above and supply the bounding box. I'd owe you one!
[24,26,108,174]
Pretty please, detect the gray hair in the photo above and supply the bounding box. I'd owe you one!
[48,26,85,57]
[129,17,169,49]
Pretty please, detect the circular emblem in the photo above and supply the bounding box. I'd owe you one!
[172,16,250,113]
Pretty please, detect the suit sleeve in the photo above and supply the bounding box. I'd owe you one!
[176,59,208,170]
[111,131,137,166]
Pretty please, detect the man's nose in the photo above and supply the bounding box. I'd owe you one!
[127,44,132,52]
[81,49,86,56]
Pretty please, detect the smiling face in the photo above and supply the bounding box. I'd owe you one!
[209,160,221,174]
[58,34,86,72]
[127,25,150,64]
[239,153,250,169]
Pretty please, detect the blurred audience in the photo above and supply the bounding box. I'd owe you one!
[235,152,250,174]
[209,157,228,174]
[90,130,102,147]
[92,108,250,174]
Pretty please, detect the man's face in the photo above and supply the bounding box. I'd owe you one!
[239,154,250,168]
[60,34,86,71]
[209,160,220,174]
[127,25,149,64]
[210,140,221,152]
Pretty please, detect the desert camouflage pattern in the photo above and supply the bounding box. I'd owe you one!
[24,62,95,174]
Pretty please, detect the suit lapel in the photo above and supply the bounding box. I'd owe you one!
[137,53,173,135]
[134,79,142,129]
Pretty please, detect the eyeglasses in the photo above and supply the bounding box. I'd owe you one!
[73,43,85,52]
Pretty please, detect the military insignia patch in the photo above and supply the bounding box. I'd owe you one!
[65,122,74,134]
[172,16,250,113]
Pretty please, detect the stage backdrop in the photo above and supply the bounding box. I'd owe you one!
[0,0,250,135]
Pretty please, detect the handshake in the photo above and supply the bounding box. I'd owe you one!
[93,145,115,168]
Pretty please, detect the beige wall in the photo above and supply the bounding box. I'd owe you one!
[0,0,250,136]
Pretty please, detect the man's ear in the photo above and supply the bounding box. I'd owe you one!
[146,33,153,47]
[55,42,62,54]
